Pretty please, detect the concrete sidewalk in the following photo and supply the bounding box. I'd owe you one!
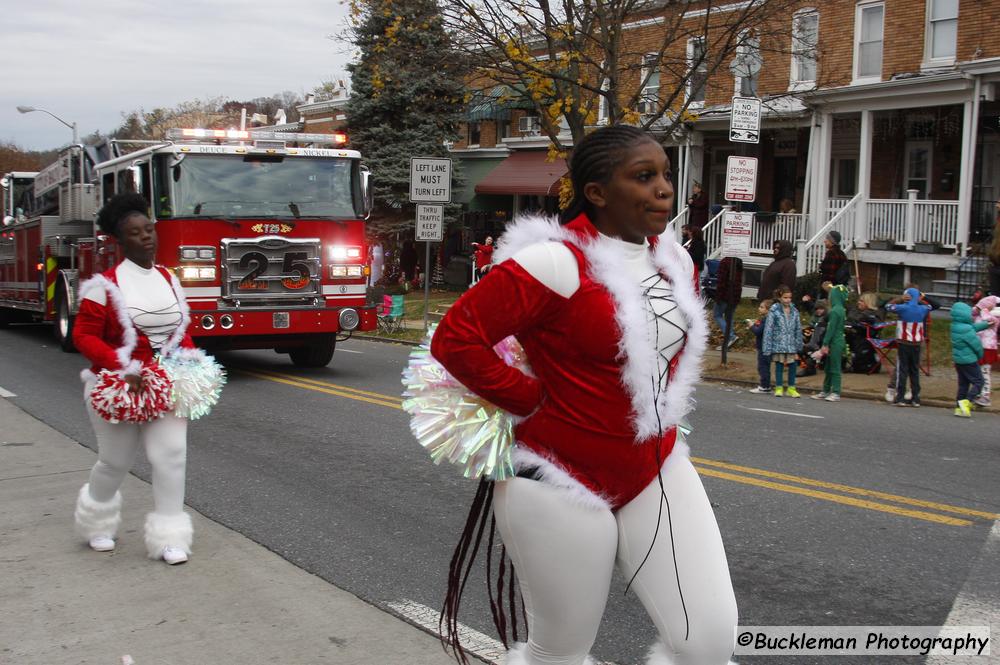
[0,397,459,665]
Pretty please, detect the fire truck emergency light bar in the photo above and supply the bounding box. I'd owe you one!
[165,128,348,146]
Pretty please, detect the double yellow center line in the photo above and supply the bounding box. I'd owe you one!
[237,367,997,527]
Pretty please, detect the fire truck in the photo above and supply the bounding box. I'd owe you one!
[0,128,375,367]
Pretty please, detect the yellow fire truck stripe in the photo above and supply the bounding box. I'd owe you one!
[692,457,999,520]
[693,466,972,526]
[45,258,58,302]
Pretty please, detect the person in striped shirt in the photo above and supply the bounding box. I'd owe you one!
[884,287,933,407]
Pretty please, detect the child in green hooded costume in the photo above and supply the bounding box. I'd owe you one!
[813,284,848,401]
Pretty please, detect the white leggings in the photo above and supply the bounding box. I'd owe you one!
[84,389,188,516]
[494,452,737,665]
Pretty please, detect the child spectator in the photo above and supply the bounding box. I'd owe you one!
[747,299,773,393]
[950,301,991,417]
[812,285,848,402]
[884,287,933,407]
[798,299,828,377]
[763,285,803,397]
[972,295,999,407]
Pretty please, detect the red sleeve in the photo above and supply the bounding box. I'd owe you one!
[431,259,564,417]
[73,298,122,371]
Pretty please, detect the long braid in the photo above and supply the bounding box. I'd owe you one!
[560,125,657,224]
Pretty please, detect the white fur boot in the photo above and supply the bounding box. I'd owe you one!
[144,511,193,559]
[646,641,738,665]
[505,642,596,665]
[74,484,122,540]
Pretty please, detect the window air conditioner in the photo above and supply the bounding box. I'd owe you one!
[518,116,541,135]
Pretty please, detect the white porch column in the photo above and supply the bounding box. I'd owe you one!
[811,112,833,235]
[855,110,873,249]
[801,116,817,224]
[904,189,918,249]
[956,78,981,257]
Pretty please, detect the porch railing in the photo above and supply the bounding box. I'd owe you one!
[865,191,959,250]
[796,193,862,276]
[751,213,806,254]
[703,206,729,260]
[666,206,688,244]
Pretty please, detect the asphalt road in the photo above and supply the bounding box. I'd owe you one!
[1,322,998,665]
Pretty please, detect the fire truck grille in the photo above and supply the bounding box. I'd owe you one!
[221,236,322,305]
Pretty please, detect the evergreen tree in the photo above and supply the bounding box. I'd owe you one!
[346,0,466,233]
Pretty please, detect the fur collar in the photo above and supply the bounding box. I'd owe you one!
[495,214,707,441]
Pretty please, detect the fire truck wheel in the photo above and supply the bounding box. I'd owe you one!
[54,284,77,353]
[288,338,336,368]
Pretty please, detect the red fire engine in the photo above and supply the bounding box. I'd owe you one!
[0,128,375,366]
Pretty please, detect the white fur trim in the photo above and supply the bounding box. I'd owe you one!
[160,269,191,356]
[144,511,193,558]
[495,215,707,442]
[78,273,138,371]
[80,368,96,383]
[505,642,596,665]
[74,484,122,540]
[512,446,611,511]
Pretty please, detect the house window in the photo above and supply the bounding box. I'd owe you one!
[733,32,760,97]
[496,117,511,141]
[791,9,819,86]
[926,0,958,62]
[467,122,481,146]
[904,141,932,199]
[597,61,610,124]
[854,2,884,81]
[686,38,707,106]
[830,158,858,198]
[640,54,660,114]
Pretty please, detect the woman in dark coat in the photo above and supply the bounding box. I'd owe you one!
[682,223,706,273]
[756,239,797,301]
[687,181,709,229]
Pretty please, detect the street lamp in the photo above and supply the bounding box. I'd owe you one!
[16,105,78,145]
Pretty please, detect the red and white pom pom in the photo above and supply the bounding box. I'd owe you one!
[88,364,174,424]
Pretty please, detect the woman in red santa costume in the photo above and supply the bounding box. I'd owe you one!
[72,193,219,565]
[431,125,737,664]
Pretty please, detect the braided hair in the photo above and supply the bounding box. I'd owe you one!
[96,193,150,238]
[560,124,660,224]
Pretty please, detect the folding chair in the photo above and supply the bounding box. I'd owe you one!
[864,321,897,375]
[865,319,932,377]
[377,294,405,334]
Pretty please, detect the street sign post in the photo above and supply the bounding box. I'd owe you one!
[409,157,452,203]
[729,96,761,144]
[721,211,753,259]
[724,156,758,202]
[409,157,451,329]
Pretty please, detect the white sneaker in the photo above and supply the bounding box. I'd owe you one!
[749,386,772,394]
[161,546,188,565]
[89,535,115,552]
[904,390,912,401]
[824,393,841,402]
[811,392,828,400]
[884,388,896,403]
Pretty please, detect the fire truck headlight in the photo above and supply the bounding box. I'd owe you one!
[197,248,216,260]
[181,266,216,281]
[179,246,216,262]
[180,248,198,260]
[330,265,348,278]
[328,245,362,261]
[346,266,363,278]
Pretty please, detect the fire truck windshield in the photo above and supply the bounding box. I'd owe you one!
[155,154,357,220]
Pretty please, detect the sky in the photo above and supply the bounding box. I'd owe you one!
[1,0,355,151]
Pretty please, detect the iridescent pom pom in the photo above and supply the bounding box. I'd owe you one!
[402,327,530,481]
[158,348,226,420]
[89,364,173,424]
